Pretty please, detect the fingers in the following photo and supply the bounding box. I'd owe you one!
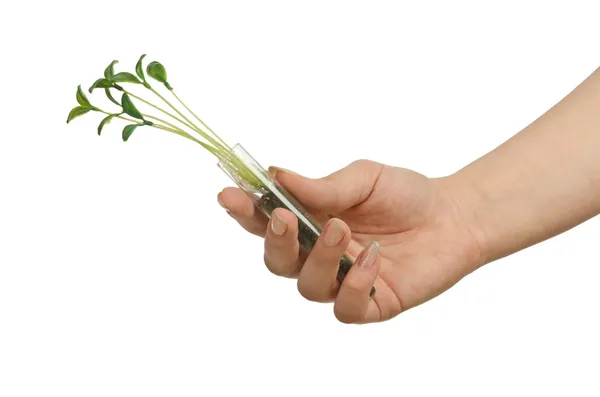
[263,208,302,277]
[218,188,304,277]
[296,218,352,302]
[333,241,381,324]
[269,160,384,213]
[217,187,268,237]
[218,164,384,324]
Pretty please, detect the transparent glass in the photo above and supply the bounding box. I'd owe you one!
[218,143,376,297]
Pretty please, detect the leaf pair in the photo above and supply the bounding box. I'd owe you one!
[67,85,96,123]
[118,92,150,141]
[105,59,142,84]
[97,115,150,142]
[146,61,172,90]
[85,88,144,123]
[89,59,143,93]
[135,54,173,90]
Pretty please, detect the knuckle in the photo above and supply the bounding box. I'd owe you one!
[350,159,378,170]
[342,277,368,296]
[350,159,372,167]
[350,159,385,183]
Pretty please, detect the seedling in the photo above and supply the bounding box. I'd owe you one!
[67,55,375,296]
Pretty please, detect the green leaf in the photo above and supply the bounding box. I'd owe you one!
[89,78,113,93]
[146,61,168,83]
[97,114,116,135]
[104,60,118,80]
[112,72,141,84]
[121,93,144,120]
[66,106,92,123]
[122,124,139,142]
[136,54,147,81]
[76,85,91,107]
[105,88,121,106]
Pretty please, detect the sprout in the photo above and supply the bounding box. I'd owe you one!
[146,61,171,90]
[67,55,262,188]
[66,55,376,296]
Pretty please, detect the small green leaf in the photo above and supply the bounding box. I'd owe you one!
[105,88,121,106]
[76,85,91,107]
[121,93,144,120]
[104,60,118,80]
[122,124,140,142]
[112,72,141,84]
[66,106,92,123]
[147,61,168,83]
[97,114,116,135]
[89,78,113,93]
[136,54,147,81]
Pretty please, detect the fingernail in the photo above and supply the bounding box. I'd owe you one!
[271,211,287,236]
[268,166,298,178]
[323,219,345,247]
[357,241,379,269]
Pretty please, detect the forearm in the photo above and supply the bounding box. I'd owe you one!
[452,67,600,265]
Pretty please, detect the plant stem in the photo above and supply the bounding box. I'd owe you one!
[143,114,184,132]
[170,90,231,150]
[98,109,217,150]
[122,90,197,132]
[98,110,138,123]
[153,124,219,153]
[148,86,227,152]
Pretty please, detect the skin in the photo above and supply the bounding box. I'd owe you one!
[217,66,600,324]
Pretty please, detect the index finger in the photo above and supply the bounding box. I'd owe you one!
[217,187,269,237]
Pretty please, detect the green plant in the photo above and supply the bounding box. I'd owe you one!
[67,55,376,296]
[67,55,263,188]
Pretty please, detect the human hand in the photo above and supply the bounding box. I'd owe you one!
[217,160,482,324]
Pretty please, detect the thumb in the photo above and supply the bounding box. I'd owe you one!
[268,160,384,213]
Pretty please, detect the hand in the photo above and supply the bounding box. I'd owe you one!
[217,160,482,324]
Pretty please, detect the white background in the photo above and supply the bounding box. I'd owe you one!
[1,1,599,396]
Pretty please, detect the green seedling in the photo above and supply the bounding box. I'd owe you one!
[67,55,262,188]
[67,55,376,296]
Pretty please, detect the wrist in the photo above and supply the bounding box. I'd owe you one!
[436,172,490,271]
